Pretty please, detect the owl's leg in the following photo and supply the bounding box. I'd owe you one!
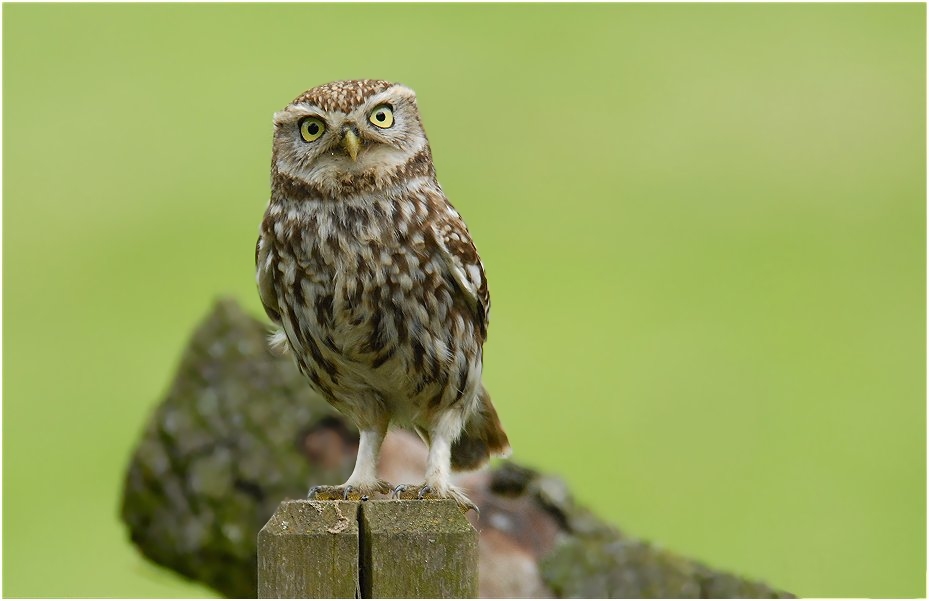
[392,411,477,512]
[309,420,392,500]
[343,426,391,494]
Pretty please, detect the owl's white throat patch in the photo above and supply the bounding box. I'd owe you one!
[284,135,426,194]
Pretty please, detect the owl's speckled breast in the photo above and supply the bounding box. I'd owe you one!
[261,188,482,426]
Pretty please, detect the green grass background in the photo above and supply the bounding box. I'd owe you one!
[3,3,925,597]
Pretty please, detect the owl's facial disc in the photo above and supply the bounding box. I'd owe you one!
[272,83,428,194]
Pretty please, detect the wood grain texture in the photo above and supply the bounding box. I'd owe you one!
[258,500,359,598]
[359,500,478,598]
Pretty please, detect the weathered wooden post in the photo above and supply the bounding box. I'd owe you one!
[360,500,478,598]
[257,499,478,599]
[258,500,360,598]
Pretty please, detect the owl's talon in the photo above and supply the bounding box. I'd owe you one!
[464,499,480,517]
[307,485,345,500]
[306,484,375,501]
[391,484,476,512]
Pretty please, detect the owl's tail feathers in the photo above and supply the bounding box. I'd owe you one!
[451,386,511,471]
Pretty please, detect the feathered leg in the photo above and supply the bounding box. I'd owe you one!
[393,410,477,511]
[309,421,391,500]
[344,427,391,493]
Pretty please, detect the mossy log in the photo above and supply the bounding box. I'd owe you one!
[120,298,794,598]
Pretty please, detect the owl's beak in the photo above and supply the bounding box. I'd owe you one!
[341,128,361,162]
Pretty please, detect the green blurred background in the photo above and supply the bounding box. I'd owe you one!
[3,3,925,598]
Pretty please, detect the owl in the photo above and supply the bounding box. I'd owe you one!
[255,80,510,510]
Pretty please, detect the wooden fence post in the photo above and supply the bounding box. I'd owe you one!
[360,500,478,598]
[258,500,360,598]
[257,499,478,599]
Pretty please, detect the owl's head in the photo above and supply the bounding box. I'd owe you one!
[271,80,433,198]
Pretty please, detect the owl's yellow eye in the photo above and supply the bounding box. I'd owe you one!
[369,105,394,129]
[299,117,326,142]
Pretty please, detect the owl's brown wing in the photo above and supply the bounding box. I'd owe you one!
[255,233,282,324]
[431,203,491,342]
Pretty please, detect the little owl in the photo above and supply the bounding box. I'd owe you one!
[256,80,510,510]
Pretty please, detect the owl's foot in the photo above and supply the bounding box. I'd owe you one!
[390,483,479,514]
[308,480,392,501]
